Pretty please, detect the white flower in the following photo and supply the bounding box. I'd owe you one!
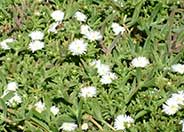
[0,38,15,50]
[68,39,87,55]
[60,122,78,131]
[80,86,96,98]
[51,10,64,22]
[74,11,87,22]
[48,22,60,33]
[6,93,22,107]
[29,40,44,52]
[80,25,91,35]
[7,82,18,91]
[131,56,150,68]
[34,101,45,113]
[81,123,88,130]
[50,106,59,116]
[111,22,125,35]
[180,120,184,132]
[100,72,117,84]
[85,31,103,41]
[97,63,111,76]
[170,91,184,105]
[100,74,112,84]
[29,31,44,41]
[80,25,103,41]
[171,64,184,74]
[162,98,180,115]
[114,114,134,130]
[4,38,15,43]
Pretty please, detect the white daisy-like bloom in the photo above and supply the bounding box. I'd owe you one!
[51,10,64,22]
[111,22,125,35]
[0,38,15,50]
[171,64,184,74]
[50,106,59,116]
[60,122,78,131]
[162,98,180,115]
[7,82,18,91]
[97,63,111,76]
[100,74,112,84]
[81,123,88,130]
[29,31,44,41]
[80,86,96,98]
[80,25,91,35]
[114,114,134,130]
[68,39,87,55]
[34,101,46,113]
[74,11,87,22]
[48,22,60,33]
[100,72,117,84]
[85,30,103,41]
[170,91,184,105]
[29,40,44,52]
[131,56,150,68]
[6,93,22,107]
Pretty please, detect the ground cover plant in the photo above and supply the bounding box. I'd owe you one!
[0,0,184,131]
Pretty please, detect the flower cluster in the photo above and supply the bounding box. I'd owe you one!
[91,60,117,84]
[34,101,59,115]
[28,31,44,52]
[114,114,134,130]
[2,82,22,107]
[48,10,65,33]
[0,38,15,50]
[162,91,184,115]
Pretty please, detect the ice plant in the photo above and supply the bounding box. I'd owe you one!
[114,114,134,130]
[29,40,44,52]
[80,25,91,35]
[0,38,15,50]
[51,10,64,22]
[81,123,88,130]
[74,11,87,22]
[34,101,46,113]
[131,56,150,68]
[90,60,117,84]
[68,39,87,55]
[85,30,103,41]
[29,31,44,41]
[79,86,96,98]
[171,64,184,74]
[48,22,60,33]
[7,82,18,91]
[100,72,117,84]
[50,106,59,116]
[162,91,184,115]
[80,25,103,41]
[60,122,78,131]
[6,93,22,107]
[111,22,125,35]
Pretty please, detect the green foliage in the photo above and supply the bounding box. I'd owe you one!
[0,0,184,131]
